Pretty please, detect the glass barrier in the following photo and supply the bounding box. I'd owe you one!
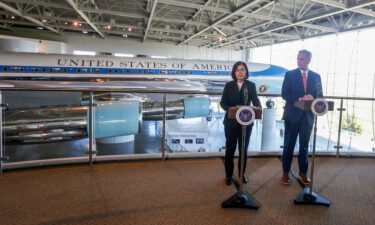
[339,99,375,153]
[1,88,375,169]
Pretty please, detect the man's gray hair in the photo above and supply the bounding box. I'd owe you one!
[299,49,312,60]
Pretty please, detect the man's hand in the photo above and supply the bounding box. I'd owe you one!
[303,95,314,100]
[299,95,314,101]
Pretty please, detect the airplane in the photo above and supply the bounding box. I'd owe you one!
[0,52,288,144]
[0,51,287,94]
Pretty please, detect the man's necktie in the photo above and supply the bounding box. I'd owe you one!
[302,71,307,93]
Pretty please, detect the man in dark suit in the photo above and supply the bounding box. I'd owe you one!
[281,50,323,185]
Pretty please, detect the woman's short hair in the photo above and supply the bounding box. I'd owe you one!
[231,61,249,80]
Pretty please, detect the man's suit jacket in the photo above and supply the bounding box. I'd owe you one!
[220,80,261,126]
[282,68,323,125]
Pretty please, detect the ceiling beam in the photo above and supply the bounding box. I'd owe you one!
[217,0,375,48]
[159,0,336,33]
[0,1,60,34]
[65,0,104,38]
[143,0,158,42]
[178,0,264,45]
[312,0,375,18]
[180,0,213,30]
[4,0,334,34]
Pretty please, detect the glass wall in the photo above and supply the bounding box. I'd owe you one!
[2,90,375,166]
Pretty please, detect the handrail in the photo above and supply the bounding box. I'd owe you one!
[1,85,375,101]
[1,81,375,172]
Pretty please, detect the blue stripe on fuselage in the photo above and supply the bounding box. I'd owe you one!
[0,65,286,77]
[249,65,287,77]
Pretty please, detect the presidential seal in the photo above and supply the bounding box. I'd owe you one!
[235,106,255,126]
[258,83,268,93]
[311,98,328,116]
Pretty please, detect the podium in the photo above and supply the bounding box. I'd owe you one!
[228,106,262,120]
[294,100,334,111]
[222,106,262,209]
[293,99,333,207]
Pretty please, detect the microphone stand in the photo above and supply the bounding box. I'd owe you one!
[294,115,330,206]
[222,84,259,209]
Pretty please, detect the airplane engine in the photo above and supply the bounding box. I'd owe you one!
[3,97,210,143]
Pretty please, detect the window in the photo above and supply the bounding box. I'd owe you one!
[196,138,204,144]
[151,55,167,59]
[172,139,180,144]
[114,53,134,57]
[185,139,193,144]
[73,50,96,56]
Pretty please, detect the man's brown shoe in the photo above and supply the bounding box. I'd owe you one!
[298,172,311,185]
[281,172,290,185]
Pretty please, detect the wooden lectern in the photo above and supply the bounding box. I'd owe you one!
[228,106,262,119]
[294,100,334,111]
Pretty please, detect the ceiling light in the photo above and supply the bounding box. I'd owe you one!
[73,22,78,26]
[42,19,47,23]
[11,15,15,19]
[36,26,44,30]
[82,31,88,34]
[128,28,132,32]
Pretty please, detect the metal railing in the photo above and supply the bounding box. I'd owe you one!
[0,83,374,172]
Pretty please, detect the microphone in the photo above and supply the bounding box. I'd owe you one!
[243,84,248,106]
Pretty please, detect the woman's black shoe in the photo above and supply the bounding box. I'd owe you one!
[225,177,233,185]
[241,176,249,183]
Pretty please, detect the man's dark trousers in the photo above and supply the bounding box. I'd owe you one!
[282,113,313,174]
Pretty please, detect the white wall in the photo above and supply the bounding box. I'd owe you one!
[0,36,37,52]
[0,35,66,54]
[36,40,66,54]
[0,32,245,61]
[62,32,243,61]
